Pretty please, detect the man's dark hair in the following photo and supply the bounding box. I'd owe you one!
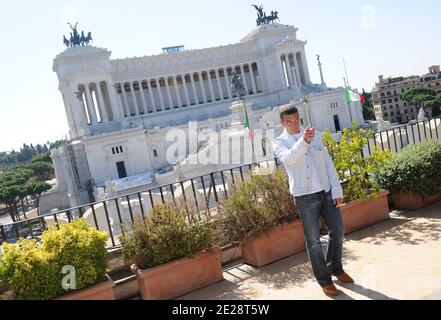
[279,105,299,121]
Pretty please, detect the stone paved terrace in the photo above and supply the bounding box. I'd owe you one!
[176,200,441,300]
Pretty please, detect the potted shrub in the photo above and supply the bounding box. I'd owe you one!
[323,123,392,234]
[120,201,223,300]
[219,169,304,267]
[372,139,441,210]
[0,218,114,300]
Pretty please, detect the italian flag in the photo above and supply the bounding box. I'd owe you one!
[244,113,254,141]
[345,88,366,105]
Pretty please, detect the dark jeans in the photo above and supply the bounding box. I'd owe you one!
[294,190,345,287]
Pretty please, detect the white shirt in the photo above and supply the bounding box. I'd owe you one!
[291,128,326,195]
[273,127,343,199]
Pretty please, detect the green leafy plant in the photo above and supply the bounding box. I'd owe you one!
[322,122,391,202]
[0,218,108,300]
[371,139,441,198]
[120,201,215,270]
[218,169,298,245]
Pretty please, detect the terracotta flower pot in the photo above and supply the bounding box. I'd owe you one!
[134,246,223,300]
[57,276,115,300]
[392,191,441,210]
[241,219,305,267]
[340,190,390,234]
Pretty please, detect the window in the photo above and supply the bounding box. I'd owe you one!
[389,105,393,109]
[384,113,388,117]
[391,112,395,116]
[382,100,386,104]
[111,146,123,155]
[388,99,392,103]
[153,149,158,157]
[333,115,341,131]
[387,91,391,96]
[394,98,399,102]
[116,161,127,179]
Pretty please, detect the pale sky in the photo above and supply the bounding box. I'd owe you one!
[0,0,440,151]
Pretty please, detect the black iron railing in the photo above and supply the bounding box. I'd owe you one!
[1,115,440,248]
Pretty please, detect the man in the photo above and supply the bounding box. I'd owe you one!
[273,105,354,296]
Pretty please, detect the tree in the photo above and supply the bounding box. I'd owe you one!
[0,160,53,222]
[361,89,375,120]
[426,99,441,117]
[25,161,54,181]
[400,87,437,114]
[0,168,33,222]
[30,151,52,164]
[24,180,51,215]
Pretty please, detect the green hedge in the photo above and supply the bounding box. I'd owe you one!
[218,169,298,245]
[0,218,108,300]
[120,201,215,270]
[372,139,441,197]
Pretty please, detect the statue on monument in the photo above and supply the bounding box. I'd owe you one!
[63,22,93,48]
[173,161,185,182]
[252,4,279,25]
[418,107,428,122]
[230,72,246,100]
[63,35,70,48]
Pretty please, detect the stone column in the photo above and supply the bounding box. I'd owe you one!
[285,56,295,88]
[279,55,288,88]
[215,69,223,99]
[164,77,174,109]
[207,71,216,102]
[292,52,302,86]
[107,81,124,120]
[190,74,199,104]
[120,82,130,117]
[147,79,157,112]
[95,82,108,122]
[66,84,87,134]
[183,75,191,106]
[137,80,148,114]
[199,72,207,104]
[84,83,98,124]
[173,76,183,108]
[240,65,249,95]
[249,64,258,94]
[223,68,232,99]
[157,79,166,111]
[300,50,312,84]
[129,81,140,115]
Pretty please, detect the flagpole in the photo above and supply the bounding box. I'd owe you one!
[345,88,353,124]
[343,59,350,87]
[242,97,255,164]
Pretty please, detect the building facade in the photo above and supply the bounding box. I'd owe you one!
[47,23,363,211]
[372,65,441,124]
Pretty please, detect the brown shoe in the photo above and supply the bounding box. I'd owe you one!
[322,284,339,296]
[334,272,354,283]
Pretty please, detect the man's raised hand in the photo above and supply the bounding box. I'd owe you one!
[304,125,315,143]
